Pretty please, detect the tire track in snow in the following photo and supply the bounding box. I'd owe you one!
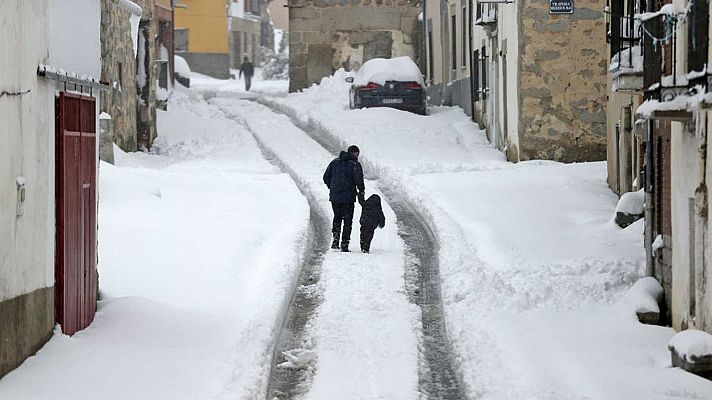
[206,93,330,399]
[256,98,467,400]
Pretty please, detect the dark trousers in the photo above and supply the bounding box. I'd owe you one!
[360,225,376,252]
[331,202,354,248]
[245,75,252,91]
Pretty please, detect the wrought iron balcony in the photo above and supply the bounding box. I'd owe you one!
[633,0,710,119]
[608,0,643,91]
[475,3,497,27]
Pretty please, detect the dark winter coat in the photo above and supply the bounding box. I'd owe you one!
[358,193,386,229]
[239,62,254,78]
[323,151,365,204]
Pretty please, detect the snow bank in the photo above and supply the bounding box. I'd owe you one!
[353,56,423,86]
[618,276,663,316]
[174,55,191,74]
[616,190,645,215]
[669,330,712,361]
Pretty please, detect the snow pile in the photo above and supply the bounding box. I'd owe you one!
[353,56,424,86]
[669,330,712,361]
[174,55,191,74]
[610,45,642,73]
[616,190,645,215]
[618,276,663,316]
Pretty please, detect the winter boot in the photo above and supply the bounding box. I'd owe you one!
[331,233,340,250]
[341,241,350,252]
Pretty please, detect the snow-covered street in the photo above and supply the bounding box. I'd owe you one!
[2,72,712,399]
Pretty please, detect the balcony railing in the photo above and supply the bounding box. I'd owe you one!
[475,3,497,27]
[608,0,643,91]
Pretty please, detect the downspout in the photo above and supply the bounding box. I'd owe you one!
[645,120,655,277]
[468,0,475,119]
[694,112,708,322]
[643,0,655,278]
[422,0,427,85]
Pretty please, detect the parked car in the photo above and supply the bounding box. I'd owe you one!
[346,57,427,115]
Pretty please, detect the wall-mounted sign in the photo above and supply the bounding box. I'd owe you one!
[550,0,573,13]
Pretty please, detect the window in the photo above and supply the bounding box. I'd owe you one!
[117,62,123,89]
[451,14,457,70]
[481,45,487,99]
[462,6,467,67]
[427,19,434,81]
[175,28,189,52]
[472,49,480,100]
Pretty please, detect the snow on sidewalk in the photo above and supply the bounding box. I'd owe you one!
[212,97,422,399]
[0,89,309,399]
[264,72,712,399]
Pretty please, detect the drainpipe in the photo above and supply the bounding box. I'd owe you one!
[644,120,655,277]
[422,0,427,83]
[112,0,143,16]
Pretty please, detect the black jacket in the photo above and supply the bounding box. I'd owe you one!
[239,62,254,78]
[358,193,386,229]
[323,151,365,204]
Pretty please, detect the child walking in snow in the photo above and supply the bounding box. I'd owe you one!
[357,192,386,253]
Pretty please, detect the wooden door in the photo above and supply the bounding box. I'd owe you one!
[56,92,97,335]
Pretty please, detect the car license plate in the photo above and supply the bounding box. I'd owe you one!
[382,98,403,104]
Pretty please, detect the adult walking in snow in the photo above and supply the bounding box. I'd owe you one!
[239,56,254,91]
[323,145,365,252]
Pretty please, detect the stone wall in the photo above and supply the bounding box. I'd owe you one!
[517,0,608,162]
[135,0,158,149]
[100,0,138,152]
[289,0,422,92]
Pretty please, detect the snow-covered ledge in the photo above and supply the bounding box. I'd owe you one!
[669,330,712,379]
[112,0,142,16]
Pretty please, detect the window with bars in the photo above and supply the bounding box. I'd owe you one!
[688,0,709,74]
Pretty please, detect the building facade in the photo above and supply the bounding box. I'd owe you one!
[100,0,142,153]
[461,0,608,162]
[288,0,422,92]
[229,0,264,69]
[175,0,231,79]
[1,0,104,378]
[609,0,712,336]
[424,0,473,116]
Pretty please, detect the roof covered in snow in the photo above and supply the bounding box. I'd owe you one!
[353,57,424,86]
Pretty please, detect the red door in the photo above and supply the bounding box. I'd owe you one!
[55,92,97,335]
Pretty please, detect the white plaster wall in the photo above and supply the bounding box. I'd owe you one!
[49,0,102,78]
[0,0,55,302]
[670,120,700,330]
[426,0,444,84]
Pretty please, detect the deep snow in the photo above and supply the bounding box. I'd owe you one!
[0,88,309,399]
[261,70,712,399]
[212,98,422,399]
[3,67,712,400]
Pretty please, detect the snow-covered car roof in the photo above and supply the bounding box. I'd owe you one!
[353,57,424,86]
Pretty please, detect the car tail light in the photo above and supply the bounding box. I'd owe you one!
[360,83,380,90]
[405,82,422,89]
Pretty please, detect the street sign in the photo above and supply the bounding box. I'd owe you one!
[550,0,573,13]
